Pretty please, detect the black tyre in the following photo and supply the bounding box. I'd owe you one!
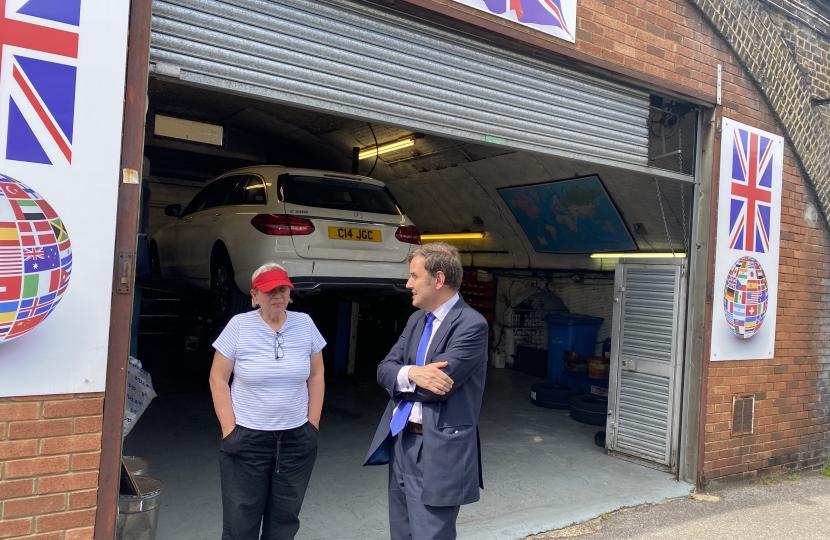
[530,383,578,410]
[569,394,609,426]
[211,249,250,325]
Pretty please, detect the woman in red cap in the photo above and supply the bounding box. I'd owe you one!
[209,262,326,540]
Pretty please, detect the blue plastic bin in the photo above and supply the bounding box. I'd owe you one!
[544,313,604,384]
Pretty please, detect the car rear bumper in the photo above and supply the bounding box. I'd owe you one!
[290,276,408,292]
[233,257,410,293]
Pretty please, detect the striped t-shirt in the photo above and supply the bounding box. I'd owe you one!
[213,310,326,431]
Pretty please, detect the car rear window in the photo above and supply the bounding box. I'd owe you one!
[182,174,267,216]
[282,175,402,215]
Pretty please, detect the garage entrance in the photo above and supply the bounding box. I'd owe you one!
[123,0,702,537]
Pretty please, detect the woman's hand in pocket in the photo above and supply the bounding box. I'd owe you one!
[221,424,236,439]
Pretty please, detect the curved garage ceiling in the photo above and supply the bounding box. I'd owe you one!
[146,79,695,270]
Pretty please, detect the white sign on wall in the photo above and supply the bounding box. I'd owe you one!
[0,0,131,396]
[710,119,784,361]
[452,0,577,43]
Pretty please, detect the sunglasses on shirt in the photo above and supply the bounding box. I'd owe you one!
[274,331,284,360]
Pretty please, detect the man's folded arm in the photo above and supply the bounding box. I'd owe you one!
[400,317,488,403]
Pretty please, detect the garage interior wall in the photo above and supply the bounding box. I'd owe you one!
[492,275,616,364]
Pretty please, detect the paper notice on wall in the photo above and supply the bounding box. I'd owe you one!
[710,119,784,361]
[123,357,157,438]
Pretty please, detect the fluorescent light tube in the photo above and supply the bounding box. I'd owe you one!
[590,252,686,258]
[421,232,486,240]
[359,138,416,159]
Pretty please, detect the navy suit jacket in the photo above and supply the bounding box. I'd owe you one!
[364,297,488,507]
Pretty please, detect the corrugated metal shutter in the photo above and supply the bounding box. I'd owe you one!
[609,265,684,467]
[148,0,650,167]
[617,371,671,462]
[620,269,676,368]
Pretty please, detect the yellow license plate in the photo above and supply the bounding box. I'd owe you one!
[328,227,382,242]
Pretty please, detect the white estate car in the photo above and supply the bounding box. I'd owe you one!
[149,166,420,318]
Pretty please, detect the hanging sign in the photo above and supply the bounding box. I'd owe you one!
[710,119,784,361]
[0,0,131,395]
[451,0,577,43]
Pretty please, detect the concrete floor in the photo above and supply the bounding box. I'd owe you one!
[538,474,830,540]
[123,369,691,540]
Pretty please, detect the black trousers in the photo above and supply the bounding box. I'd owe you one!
[219,423,319,540]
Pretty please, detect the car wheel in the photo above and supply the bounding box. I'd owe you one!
[569,394,609,426]
[211,250,249,324]
[148,241,162,281]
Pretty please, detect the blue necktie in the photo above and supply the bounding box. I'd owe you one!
[390,313,435,436]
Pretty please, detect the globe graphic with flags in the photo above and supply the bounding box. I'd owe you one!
[0,174,72,344]
[723,256,768,339]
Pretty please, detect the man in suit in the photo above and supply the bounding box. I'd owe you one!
[364,242,489,540]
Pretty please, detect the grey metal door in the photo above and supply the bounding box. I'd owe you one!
[606,263,687,470]
[149,0,650,169]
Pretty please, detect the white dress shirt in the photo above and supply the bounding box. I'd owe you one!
[394,293,460,425]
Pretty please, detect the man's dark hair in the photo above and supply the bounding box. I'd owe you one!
[408,242,463,291]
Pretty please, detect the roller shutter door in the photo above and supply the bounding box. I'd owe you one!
[607,264,686,469]
[149,0,650,168]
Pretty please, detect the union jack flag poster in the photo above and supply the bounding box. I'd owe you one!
[711,119,783,361]
[0,0,130,398]
[728,128,774,253]
[451,0,576,42]
[0,0,81,165]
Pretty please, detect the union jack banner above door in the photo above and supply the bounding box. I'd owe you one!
[452,0,577,43]
[711,119,783,361]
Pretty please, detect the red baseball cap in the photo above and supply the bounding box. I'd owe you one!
[252,269,294,291]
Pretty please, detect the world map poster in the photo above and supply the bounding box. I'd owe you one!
[498,175,636,254]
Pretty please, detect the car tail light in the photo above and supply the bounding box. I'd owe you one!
[251,214,315,236]
[395,225,421,245]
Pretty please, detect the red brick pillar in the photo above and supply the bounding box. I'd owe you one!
[0,394,104,539]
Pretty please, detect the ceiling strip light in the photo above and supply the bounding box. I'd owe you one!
[358,137,416,159]
[590,252,686,259]
[421,232,486,241]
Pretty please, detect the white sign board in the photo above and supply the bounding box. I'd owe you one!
[710,119,784,361]
[452,0,577,43]
[0,0,131,395]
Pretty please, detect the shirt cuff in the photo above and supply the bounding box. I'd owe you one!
[395,366,417,392]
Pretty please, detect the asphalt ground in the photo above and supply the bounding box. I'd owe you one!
[526,472,830,540]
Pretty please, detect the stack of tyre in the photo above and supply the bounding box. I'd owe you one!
[530,383,607,426]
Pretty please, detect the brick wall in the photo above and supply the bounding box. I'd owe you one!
[0,394,103,540]
[687,0,830,231]
[703,146,830,486]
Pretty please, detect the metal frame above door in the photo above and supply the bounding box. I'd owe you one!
[606,261,688,471]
